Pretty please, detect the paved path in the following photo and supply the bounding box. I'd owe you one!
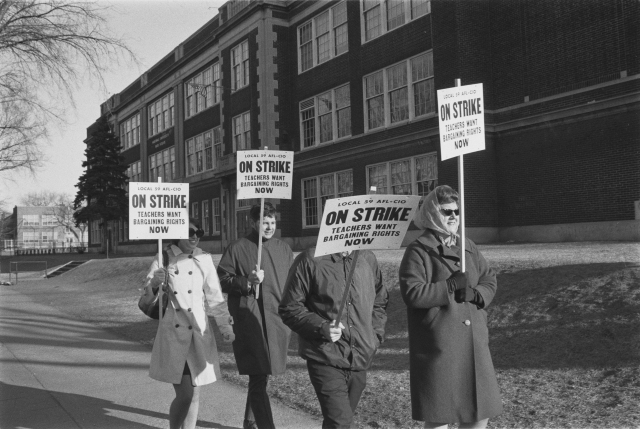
[0,285,321,429]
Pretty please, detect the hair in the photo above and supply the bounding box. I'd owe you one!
[435,185,460,205]
[170,217,201,246]
[250,202,277,222]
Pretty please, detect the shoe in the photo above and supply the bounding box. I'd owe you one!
[243,420,258,429]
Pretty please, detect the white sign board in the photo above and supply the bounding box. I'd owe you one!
[129,182,190,239]
[237,150,293,200]
[437,83,485,161]
[315,195,421,257]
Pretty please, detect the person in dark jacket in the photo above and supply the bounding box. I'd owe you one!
[279,248,389,429]
[399,185,502,429]
[217,203,294,429]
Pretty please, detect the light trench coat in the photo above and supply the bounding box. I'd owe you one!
[146,245,232,386]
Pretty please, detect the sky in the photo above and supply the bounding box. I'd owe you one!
[0,0,225,209]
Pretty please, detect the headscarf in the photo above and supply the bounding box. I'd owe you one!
[413,187,459,242]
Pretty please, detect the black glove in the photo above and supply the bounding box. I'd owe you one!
[454,286,477,303]
[446,271,468,293]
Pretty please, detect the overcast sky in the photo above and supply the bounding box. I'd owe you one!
[1,0,225,209]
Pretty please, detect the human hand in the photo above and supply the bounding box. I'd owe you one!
[447,271,468,292]
[151,268,167,287]
[248,269,264,285]
[219,324,235,342]
[454,286,476,303]
[322,320,345,342]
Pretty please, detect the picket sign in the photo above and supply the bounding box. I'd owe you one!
[437,79,486,272]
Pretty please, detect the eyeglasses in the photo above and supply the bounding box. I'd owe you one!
[189,228,205,238]
[441,209,460,216]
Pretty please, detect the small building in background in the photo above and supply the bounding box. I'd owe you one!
[2,206,88,255]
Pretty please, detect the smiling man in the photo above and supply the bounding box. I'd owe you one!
[216,203,293,429]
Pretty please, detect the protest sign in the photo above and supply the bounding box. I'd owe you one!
[236,150,293,200]
[129,181,190,240]
[437,83,485,161]
[314,195,421,257]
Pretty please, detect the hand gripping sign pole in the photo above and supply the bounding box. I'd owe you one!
[437,79,485,273]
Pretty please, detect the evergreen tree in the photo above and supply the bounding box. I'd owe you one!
[74,115,128,252]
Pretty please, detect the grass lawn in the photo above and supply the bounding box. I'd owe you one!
[9,241,639,428]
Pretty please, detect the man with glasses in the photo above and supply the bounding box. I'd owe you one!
[216,203,293,429]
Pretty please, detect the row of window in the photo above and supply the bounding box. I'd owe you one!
[190,199,222,235]
[21,214,58,226]
[23,231,58,242]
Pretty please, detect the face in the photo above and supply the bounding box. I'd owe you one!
[179,223,200,252]
[439,202,459,235]
[251,216,276,240]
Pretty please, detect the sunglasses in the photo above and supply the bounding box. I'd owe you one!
[441,209,460,216]
[189,228,205,238]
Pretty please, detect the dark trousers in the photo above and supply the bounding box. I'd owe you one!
[306,359,367,429]
[243,374,275,429]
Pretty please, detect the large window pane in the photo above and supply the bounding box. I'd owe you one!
[368,164,388,193]
[391,160,411,194]
[386,0,406,31]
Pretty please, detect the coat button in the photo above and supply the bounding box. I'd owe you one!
[188,290,192,294]
[176,308,181,312]
[188,255,193,259]
[455,262,460,266]
[189,271,193,275]
[188,308,192,312]
[174,291,178,295]
[464,320,471,326]
[175,324,180,328]
[175,270,179,274]
[188,326,193,330]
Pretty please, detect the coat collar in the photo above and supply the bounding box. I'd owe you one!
[416,229,471,261]
[168,244,204,257]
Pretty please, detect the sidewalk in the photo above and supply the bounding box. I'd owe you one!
[0,285,321,429]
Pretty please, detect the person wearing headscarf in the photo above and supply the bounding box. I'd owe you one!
[399,185,502,429]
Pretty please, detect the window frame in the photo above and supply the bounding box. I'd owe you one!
[299,83,351,150]
[231,40,249,90]
[191,202,199,219]
[212,198,221,235]
[360,0,431,43]
[120,113,140,151]
[22,215,39,226]
[297,1,349,74]
[232,112,251,152]
[301,169,353,228]
[366,152,438,199]
[148,92,175,137]
[185,63,221,119]
[185,127,220,176]
[128,161,142,182]
[363,51,435,132]
[149,147,176,182]
[202,200,210,235]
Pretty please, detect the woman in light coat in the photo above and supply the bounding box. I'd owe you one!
[399,185,502,429]
[145,219,235,429]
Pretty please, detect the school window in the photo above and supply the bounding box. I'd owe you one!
[364,51,434,131]
[120,113,140,150]
[231,41,249,90]
[191,202,199,219]
[22,231,38,245]
[298,1,348,73]
[185,63,221,118]
[302,170,353,228]
[233,112,251,151]
[128,161,142,182]
[362,0,430,42]
[41,231,54,243]
[367,153,437,199]
[22,215,39,226]
[148,92,175,137]
[149,147,175,182]
[186,127,220,176]
[42,215,57,226]
[91,220,102,244]
[202,200,210,234]
[212,198,221,235]
[300,84,351,149]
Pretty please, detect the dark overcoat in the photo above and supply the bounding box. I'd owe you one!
[398,230,503,423]
[217,231,293,375]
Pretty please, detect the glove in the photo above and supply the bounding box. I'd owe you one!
[446,271,468,293]
[218,324,235,343]
[454,286,477,303]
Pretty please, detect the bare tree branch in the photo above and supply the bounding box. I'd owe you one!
[0,0,137,175]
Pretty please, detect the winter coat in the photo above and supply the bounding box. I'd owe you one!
[147,245,232,386]
[399,230,503,423]
[217,231,293,375]
[279,248,388,371]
